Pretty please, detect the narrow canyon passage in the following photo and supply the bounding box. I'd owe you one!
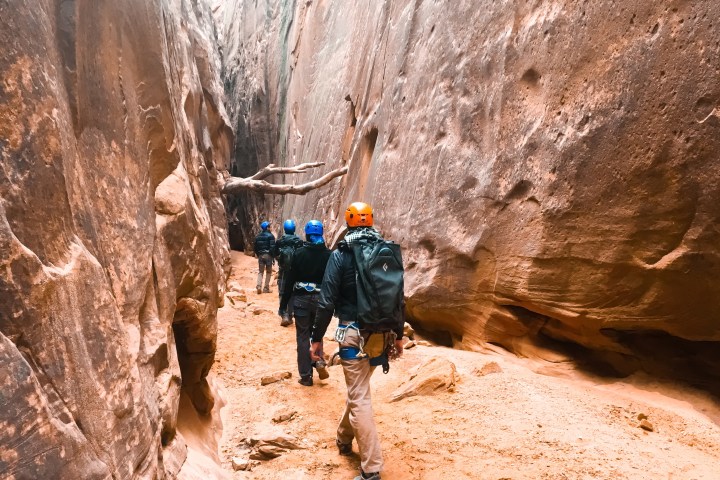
[3,1,720,478]
[210,252,720,480]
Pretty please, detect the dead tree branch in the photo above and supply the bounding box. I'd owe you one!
[249,162,327,180]
[222,162,348,195]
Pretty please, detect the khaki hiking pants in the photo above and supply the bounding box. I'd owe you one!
[256,253,273,290]
[336,327,383,474]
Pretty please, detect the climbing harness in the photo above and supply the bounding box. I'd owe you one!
[334,322,362,347]
[334,322,392,374]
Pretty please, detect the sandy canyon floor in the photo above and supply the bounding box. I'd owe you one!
[206,251,720,480]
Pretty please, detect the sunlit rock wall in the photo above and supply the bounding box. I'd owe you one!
[0,0,231,478]
[218,1,720,380]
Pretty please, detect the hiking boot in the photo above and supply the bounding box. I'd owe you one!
[263,286,271,293]
[315,358,329,380]
[256,287,262,294]
[353,472,380,480]
[280,314,293,327]
[336,439,352,456]
[298,376,313,387]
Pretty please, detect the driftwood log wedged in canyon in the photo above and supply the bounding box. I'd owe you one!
[217,0,720,389]
[1,0,231,478]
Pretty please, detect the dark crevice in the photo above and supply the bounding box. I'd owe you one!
[172,297,215,416]
[488,304,720,402]
[412,324,455,348]
[601,329,720,395]
[553,328,720,396]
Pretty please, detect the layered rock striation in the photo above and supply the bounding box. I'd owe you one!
[218,1,720,387]
[1,0,231,478]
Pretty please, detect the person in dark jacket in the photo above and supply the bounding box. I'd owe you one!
[309,202,404,480]
[280,220,331,386]
[253,221,275,294]
[273,219,304,326]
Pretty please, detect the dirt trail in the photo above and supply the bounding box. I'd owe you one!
[212,251,720,480]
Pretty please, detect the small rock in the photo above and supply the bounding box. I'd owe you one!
[228,291,248,302]
[228,281,243,292]
[403,340,416,349]
[231,457,250,471]
[250,433,304,450]
[255,444,285,459]
[272,409,297,423]
[261,371,292,386]
[415,340,431,346]
[637,413,648,421]
[639,419,654,432]
[474,361,503,377]
[226,292,248,307]
[403,322,415,339]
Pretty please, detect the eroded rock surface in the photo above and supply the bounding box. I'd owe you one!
[1,0,231,478]
[217,1,720,386]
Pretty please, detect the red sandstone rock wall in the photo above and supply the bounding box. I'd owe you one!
[218,1,720,375]
[0,1,231,478]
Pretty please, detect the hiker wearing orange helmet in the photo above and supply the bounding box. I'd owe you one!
[310,201,405,480]
[345,201,373,227]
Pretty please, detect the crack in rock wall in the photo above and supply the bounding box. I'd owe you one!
[217,1,720,389]
[0,0,232,478]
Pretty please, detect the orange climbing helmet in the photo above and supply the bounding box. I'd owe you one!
[345,202,373,227]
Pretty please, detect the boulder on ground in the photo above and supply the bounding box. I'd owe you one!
[390,357,456,402]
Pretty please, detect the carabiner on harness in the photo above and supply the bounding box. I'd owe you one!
[334,322,366,357]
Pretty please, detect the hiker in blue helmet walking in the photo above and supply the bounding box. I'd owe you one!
[272,219,304,326]
[310,202,405,480]
[304,219,324,244]
[279,220,331,386]
[253,221,275,294]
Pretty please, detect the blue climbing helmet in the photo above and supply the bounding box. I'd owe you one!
[260,221,269,231]
[304,220,324,244]
[283,219,296,234]
[304,220,323,236]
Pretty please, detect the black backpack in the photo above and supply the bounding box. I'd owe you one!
[277,237,302,270]
[350,238,404,332]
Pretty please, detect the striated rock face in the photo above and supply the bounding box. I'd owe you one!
[1,0,231,478]
[218,1,720,386]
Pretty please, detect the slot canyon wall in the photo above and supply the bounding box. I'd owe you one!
[1,0,231,478]
[218,1,720,386]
